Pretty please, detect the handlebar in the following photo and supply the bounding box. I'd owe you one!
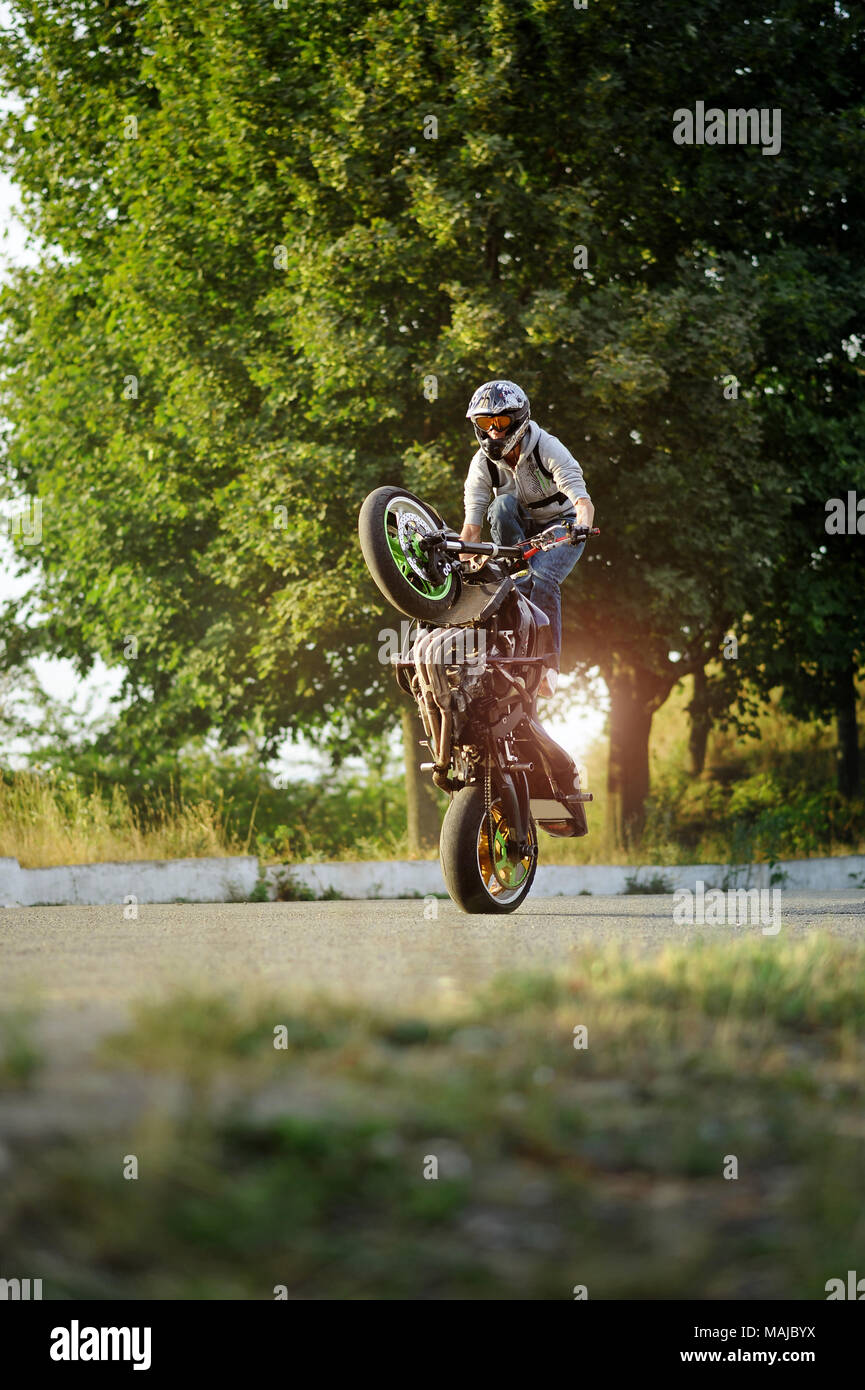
[522,521,600,557]
[424,521,599,566]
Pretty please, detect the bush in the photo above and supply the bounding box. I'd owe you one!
[727,772,782,821]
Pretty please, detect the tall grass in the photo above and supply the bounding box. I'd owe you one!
[0,770,243,867]
[2,680,861,867]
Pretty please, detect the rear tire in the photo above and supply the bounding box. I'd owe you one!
[440,783,537,914]
[358,486,460,622]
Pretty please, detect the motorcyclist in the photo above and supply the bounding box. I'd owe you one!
[459,379,594,698]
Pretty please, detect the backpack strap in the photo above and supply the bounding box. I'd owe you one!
[526,436,570,508]
[485,437,568,506]
[526,492,571,509]
[530,437,554,481]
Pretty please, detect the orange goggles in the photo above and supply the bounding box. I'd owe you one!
[474,414,512,431]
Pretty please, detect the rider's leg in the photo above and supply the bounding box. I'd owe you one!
[487,493,535,600]
[525,538,586,681]
[487,499,586,690]
[487,492,528,546]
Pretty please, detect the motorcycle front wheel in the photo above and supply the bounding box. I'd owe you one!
[440,783,537,914]
[358,486,460,621]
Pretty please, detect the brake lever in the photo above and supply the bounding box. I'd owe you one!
[522,523,599,559]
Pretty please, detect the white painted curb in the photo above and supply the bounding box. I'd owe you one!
[0,855,259,908]
[265,860,448,900]
[271,855,865,900]
[1,853,863,908]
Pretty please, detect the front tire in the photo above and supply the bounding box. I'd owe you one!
[358,487,460,621]
[440,783,537,914]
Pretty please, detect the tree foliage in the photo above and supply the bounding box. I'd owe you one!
[0,0,861,834]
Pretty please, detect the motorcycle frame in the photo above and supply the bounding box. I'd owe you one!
[389,514,597,843]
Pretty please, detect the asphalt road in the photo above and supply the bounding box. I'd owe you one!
[0,893,863,1145]
[3,891,865,1016]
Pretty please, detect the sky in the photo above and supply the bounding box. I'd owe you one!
[0,40,607,785]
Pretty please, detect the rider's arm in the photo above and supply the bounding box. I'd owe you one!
[540,432,595,528]
[463,451,493,533]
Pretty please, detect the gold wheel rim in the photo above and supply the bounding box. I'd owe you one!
[476,799,534,902]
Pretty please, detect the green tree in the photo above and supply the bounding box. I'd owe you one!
[1,0,861,851]
[606,0,865,799]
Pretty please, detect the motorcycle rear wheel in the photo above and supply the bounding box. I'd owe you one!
[440,783,537,914]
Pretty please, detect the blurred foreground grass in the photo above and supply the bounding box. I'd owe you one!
[1,937,864,1298]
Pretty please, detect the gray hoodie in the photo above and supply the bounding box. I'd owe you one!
[463,420,590,528]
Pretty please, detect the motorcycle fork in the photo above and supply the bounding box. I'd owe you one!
[489,750,531,855]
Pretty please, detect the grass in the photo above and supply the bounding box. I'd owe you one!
[3,679,863,869]
[269,868,345,902]
[0,1007,42,1087]
[3,937,865,1298]
[623,870,675,894]
[0,769,248,868]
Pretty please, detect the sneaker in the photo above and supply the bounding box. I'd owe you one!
[537,668,558,699]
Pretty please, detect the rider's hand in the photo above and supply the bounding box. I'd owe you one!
[575,498,595,529]
[459,521,482,562]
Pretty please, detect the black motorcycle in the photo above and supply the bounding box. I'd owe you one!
[358,486,599,913]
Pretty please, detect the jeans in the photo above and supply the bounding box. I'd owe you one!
[487,492,584,667]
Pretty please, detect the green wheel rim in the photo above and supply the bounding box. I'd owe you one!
[384,506,454,600]
[492,822,529,887]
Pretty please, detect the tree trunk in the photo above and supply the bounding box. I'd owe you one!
[687,664,712,777]
[401,704,441,853]
[835,660,860,799]
[603,658,670,849]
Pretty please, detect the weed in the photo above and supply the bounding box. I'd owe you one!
[623,870,674,895]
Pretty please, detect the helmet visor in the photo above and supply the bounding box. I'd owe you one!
[474,414,512,431]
